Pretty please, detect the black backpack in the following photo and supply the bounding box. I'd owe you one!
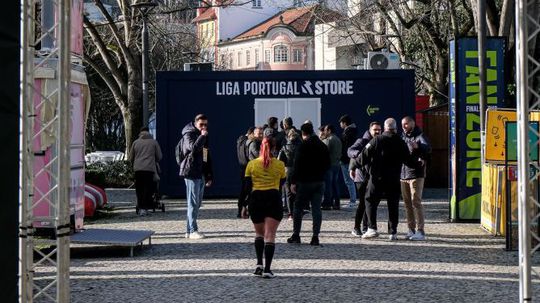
[236,135,249,166]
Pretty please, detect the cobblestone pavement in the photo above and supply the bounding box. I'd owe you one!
[37,188,540,302]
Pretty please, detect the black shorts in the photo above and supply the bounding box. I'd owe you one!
[248,189,283,224]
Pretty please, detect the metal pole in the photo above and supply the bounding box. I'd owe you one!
[19,0,35,301]
[477,0,487,166]
[57,0,71,301]
[142,14,149,127]
[515,0,531,301]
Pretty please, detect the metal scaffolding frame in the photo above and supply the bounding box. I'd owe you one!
[19,0,72,302]
[517,0,540,301]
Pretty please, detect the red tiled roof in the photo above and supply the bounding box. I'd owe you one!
[192,8,216,23]
[232,5,342,41]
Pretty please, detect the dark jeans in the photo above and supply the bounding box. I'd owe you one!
[135,170,155,210]
[293,181,325,237]
[284,182,296,214]
[354,181,368,232]
[323,165,341,208]
[365,178,401,235]
[237,165,249,215]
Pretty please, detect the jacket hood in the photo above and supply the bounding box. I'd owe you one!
[139,131,153,139]
[362,130,372,140]
[345,123,357,130]
[182,122,198,136]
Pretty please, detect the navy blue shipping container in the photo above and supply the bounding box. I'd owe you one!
[156,70,415,197]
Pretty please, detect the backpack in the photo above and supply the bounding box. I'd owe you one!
[236,135,249,166]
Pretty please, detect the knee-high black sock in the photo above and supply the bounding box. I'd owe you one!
[254,237,264,265]
[264,242,275,272]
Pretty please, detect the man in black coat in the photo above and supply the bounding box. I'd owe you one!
[348,121,382,236]
[358,118,410,241]
[287,122,331,246]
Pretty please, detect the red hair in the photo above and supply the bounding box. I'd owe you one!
[260,137,272,169]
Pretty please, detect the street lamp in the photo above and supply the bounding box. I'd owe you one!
[131,0,158,128]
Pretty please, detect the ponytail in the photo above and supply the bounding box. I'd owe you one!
[260,137,272,169]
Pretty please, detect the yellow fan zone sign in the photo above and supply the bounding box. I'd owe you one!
[485,109,540,161]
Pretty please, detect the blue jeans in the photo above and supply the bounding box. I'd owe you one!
[185,178,205,233]
[323,165,341,208]
[341,163,357,204]
[293,182,324,237]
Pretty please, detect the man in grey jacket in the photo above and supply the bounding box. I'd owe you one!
[179,114,212,239]
[322,124,342,210]
[129,127,162,216]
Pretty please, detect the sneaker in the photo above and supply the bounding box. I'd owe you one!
[185,233,190,239]
[389,234,398,241]
[262,271,275,279]
[287,234,301,244]
[351,228,362,237]
[310,236,320,246]
[361,228,379,239]
[287,214,293,221]
[406,229,416,239]
[410,231,426,241]
[344,202,356,210]
[253,265,263,276]
[189,231,206,239]
[138,209,147,216]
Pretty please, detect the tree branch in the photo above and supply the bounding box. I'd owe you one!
[83,53,125,108]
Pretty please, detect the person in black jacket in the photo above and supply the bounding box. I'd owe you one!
[236,127,255,218]
[287,123,331,246]
[358,118,410,241]
[179,114,213,239]
[278,129,302,219]
[400,116,432,241]
[339,114,358,209]
[348,122,382,236]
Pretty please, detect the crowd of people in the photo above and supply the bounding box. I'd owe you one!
[130,113,432,278]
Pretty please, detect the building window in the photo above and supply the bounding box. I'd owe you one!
[273,45,288,63]
[246,50,251,66]
[265,50,271,62]
[252,0,261,7]
[292,49,302,63]
[237,52,242,67]
[255,49,260,64]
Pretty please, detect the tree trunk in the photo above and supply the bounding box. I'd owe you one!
[124,64,143,158]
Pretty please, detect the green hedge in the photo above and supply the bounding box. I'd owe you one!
[85,160,134,188]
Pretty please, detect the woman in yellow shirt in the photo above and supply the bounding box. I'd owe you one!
[242,137,286,279]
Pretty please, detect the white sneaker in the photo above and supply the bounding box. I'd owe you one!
[410,231,426,241]
[389,234,398,241]
[189,231,206,239]
[185,233,190,239]
[361,228,379,239]
[406,229,416,239]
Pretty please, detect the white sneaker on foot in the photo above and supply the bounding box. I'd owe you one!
[410,231,426,241]
[361,228,379,239]
[189,231,206,239]
[389,234,398,241]
[406,229,416,239]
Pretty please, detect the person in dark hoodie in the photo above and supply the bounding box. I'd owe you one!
[278,128,302,220]
[400,116,431,241]
[348,122,382,236]
[287,122,331,246]
[358,118,410,241]
[129,127,163,216]
[236,127,255,218]
[339,114,358,209]
[179,114,213,239]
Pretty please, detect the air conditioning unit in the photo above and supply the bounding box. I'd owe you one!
[365,51,400,70]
